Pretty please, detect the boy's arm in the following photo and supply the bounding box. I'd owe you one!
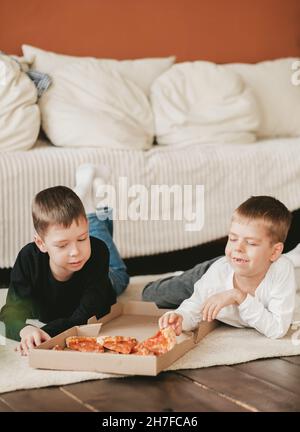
[237,260,296,339]
[41,244,116,337]
[40,275,116,337]
[175,271,213,331]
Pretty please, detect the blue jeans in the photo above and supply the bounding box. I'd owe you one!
[87,207,129,296]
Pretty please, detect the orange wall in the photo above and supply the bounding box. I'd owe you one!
[0,0,299,63]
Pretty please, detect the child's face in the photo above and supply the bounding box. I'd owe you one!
[225,216,283,279]
[35,217,91,280]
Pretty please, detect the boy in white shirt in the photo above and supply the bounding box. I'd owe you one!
[143,196,296,339]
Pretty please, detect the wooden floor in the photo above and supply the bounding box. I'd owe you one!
[1,355,300,412]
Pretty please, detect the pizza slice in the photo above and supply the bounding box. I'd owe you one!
[131,342,154,356]
[141,326,177,356]
[65,336,105,353]
[100,336,138,354]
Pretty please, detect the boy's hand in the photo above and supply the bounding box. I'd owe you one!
[159,313,183,336]
[201,289,242,322]
[16,325,50,356]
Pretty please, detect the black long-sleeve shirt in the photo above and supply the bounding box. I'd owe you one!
[0,236,116,341]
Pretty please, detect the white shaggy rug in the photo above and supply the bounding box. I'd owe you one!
[1,272,300,394]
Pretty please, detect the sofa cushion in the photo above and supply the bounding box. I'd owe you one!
[150,61,260,147]
[22,44,175,97]
[39,61,154,149]
[0,54,40,151]
[226,58,300,138]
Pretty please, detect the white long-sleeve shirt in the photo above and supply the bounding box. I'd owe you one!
[173,256,296,339]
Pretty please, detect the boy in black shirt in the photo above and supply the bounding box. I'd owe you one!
[0,164,129,354]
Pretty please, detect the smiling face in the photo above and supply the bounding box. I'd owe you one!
[225,214,283,280]
[34,216,91,281]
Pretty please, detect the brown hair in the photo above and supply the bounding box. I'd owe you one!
[234,196,292,243]
[32,186,86,238]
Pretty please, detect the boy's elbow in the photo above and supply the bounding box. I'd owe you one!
[265,324,288,339]
[0,318,23,342]
[267,331,286,340]
[1,325,21,342]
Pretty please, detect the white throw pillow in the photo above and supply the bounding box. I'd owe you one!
[150,61,260,146]
[226,58,300,138]
[0,54,40,151]
[22,44,175,96]
[39,61,154,149]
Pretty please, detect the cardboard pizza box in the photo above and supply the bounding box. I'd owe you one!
[29,301,218,376]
